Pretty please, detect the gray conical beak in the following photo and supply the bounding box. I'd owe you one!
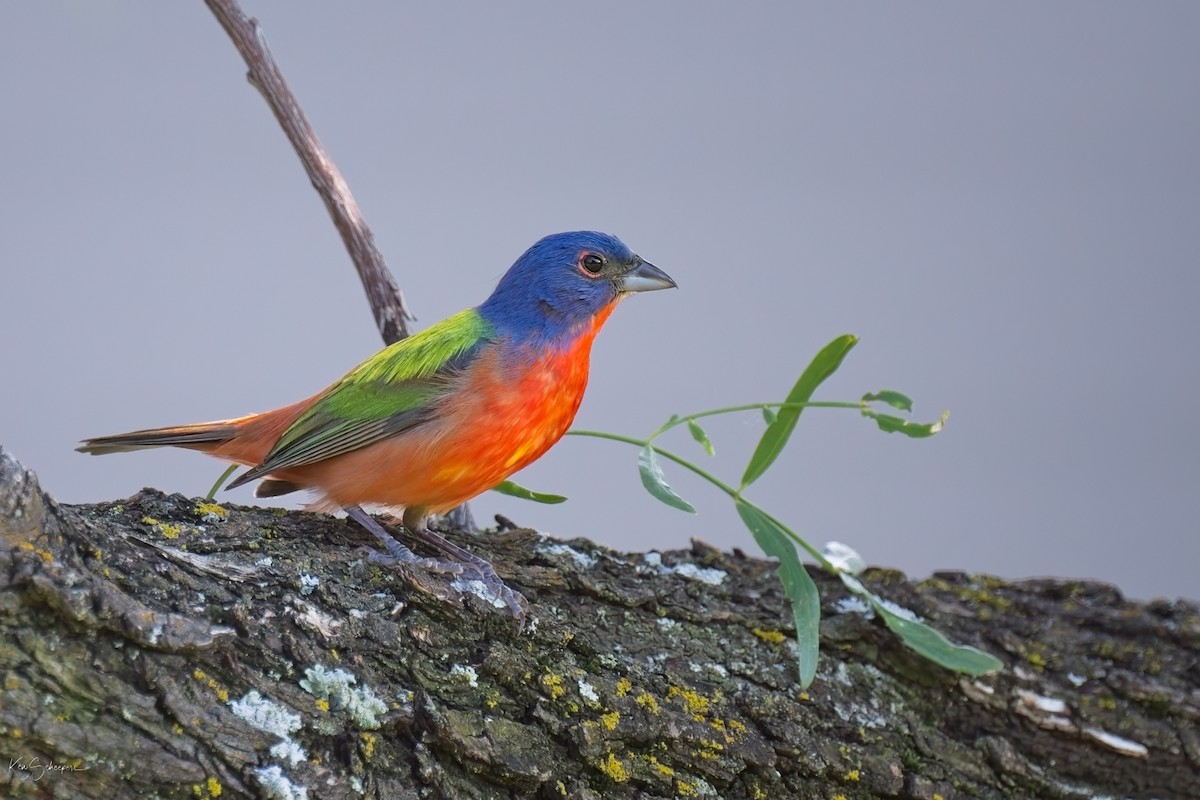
[619,259,677,293]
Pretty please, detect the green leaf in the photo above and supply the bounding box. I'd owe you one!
[861,390,913,412]
[840,575,1002,675]
[735,502,821,688]
[861,408,948,438]
[878,612,1003,675]
[687,419,716,456]
[741,334,858,490]
[491,480,567,504]
[638,445,697,513]
[761,406,778,425]
[206,464,239,501]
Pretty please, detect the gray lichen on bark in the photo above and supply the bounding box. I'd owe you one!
[1,445,1198,799]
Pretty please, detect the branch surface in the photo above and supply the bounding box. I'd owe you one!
[3,446,1198,799]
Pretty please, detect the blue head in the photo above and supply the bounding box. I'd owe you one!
[479,231,675,347]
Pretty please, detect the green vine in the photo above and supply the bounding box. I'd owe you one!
[499,334,998,687]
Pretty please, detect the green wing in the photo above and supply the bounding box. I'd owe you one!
[228,309,494,487]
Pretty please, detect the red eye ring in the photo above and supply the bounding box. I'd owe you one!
[579,252,605,275]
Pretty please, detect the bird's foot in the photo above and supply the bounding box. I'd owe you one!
[346,506,463,575]
[364,548,465,575]
[411,525,528,627]
[346,506,527,626]
[451,564,530,628]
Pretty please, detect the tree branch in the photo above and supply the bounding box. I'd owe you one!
[204,2,483,525]
[204,0,413,345]
[2,445,1198,799]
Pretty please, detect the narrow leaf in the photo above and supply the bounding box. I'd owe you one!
[491,480,567,504]
[877,611,1003,674]
[761,406,778,425]
[840,574,1002,675]
[207,464,239,501]
[735,502,821,688]
[741,334,858,489]
[861,390,913,412]
[861,408,948,438]
[687,419,716,456]
[638,445,696,513]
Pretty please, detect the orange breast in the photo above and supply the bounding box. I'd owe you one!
[288,302,618,514]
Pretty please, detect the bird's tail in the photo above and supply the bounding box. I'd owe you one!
[79,399,313,478]
[77,419,243,456]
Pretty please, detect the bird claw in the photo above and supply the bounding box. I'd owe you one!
[455,562,529,627]
[365,548,464,575]
[347,505,527,625]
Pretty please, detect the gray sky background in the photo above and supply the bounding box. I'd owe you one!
[2,3,1196,602]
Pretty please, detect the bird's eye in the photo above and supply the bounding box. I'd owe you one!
[580,253,605,275]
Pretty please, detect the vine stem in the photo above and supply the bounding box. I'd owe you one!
[567,431,739,499]
[647,400,862,437]
[566,429,835,571]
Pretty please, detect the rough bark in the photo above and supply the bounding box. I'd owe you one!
[1,446,1197,800]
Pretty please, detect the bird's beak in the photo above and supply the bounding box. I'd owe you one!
[619,259,677,293]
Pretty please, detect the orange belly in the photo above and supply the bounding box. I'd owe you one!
[279,303,615,514]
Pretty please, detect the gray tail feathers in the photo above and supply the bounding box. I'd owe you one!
[77,422,237,456]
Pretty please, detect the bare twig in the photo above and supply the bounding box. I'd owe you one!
[204,2,476,526]
[204,0,413,345]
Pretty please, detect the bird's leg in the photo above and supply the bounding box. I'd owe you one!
[345,505,463,575]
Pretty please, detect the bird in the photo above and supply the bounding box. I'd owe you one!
[78,231,676,620]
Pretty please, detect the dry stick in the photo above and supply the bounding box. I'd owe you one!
[204,0,413,345]
[204,1,476,530]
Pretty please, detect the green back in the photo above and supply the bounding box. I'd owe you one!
[232,309,495,484]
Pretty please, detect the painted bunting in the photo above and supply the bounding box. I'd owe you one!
[79,231,675,619]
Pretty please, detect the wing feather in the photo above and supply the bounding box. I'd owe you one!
[227,309,493,489]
